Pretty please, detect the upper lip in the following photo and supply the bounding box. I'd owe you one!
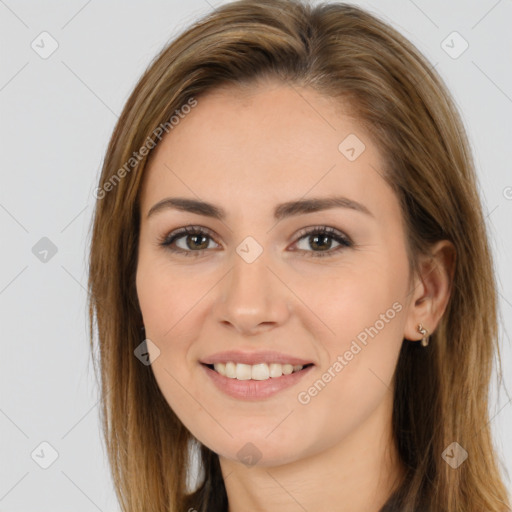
[200,350,314,366]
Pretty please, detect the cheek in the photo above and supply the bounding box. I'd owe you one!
[135,255,213,416]
[301,251,407,425]
[305,253,407,352]
[136,253,206,340]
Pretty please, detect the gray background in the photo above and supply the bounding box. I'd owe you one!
[1,0,511,510]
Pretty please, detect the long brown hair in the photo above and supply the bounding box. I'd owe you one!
[87,1,510,510]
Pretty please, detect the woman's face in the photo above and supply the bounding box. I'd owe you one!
[136,80,418,467]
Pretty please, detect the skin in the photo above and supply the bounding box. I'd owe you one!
[136,79,455,512]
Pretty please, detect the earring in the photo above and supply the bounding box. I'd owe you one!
[417,323,430,347]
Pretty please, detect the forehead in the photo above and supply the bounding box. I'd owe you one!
[140,81,392,216]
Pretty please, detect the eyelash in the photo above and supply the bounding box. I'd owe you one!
[157,225,353,258]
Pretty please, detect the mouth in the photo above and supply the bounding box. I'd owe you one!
[200,361,315,400]
[201,361,315,381]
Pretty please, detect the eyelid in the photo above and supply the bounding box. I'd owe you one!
[157,225,221,248]
[293,225,353,245]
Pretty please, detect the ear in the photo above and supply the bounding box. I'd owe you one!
[403,240,456,342]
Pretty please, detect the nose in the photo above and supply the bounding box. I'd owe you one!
[214,251,292,336]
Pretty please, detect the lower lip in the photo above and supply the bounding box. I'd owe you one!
[200,363,314,400]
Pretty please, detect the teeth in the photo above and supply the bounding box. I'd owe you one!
[225,362,236,378]
[283,364,293,375]
[236,363,252,380]
[269,363,283,378]
[212,362,305,380]
[251,363,269,380]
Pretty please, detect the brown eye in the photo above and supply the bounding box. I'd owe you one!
[292,226,352,258]
[159,226,219,257]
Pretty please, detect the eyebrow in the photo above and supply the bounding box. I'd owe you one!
[147,195,373,221]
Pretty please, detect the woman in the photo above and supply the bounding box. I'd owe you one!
[87,1,511,510]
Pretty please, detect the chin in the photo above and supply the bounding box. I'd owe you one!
[204,431,309,468]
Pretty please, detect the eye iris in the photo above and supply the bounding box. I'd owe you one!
[187,233,209,250]
[310,233,332,251]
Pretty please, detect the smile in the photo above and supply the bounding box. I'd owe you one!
[200,362,314,400]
